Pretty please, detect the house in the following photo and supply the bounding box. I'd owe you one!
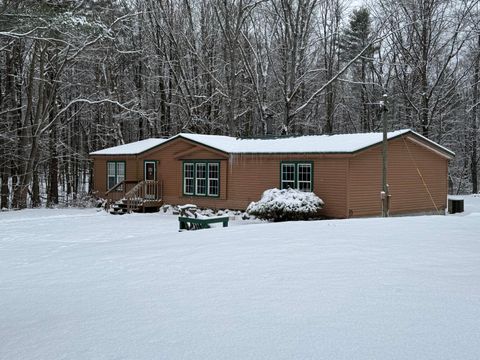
[89,129,454,218]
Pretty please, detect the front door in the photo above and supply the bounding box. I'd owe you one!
[144,161,157,199]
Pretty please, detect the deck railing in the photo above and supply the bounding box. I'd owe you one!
[124,180,163,213]
[104,180,138,209]
[104,180,162,212]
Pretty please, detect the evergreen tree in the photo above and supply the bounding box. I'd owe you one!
[341,7,377,132]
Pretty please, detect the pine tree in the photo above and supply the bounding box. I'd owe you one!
[341,7,377,132]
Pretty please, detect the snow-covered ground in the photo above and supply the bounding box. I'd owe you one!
[1,197,480,359]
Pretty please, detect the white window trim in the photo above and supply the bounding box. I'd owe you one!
[107,161,125,190]
[297,163,312,192]
[207,163,219,196]
[195,163,207,196]
[184,163,194,195]
[280,162,312,191]
[183,161,221,197]
[281,163,296,189]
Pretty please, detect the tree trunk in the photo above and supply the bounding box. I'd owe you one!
[47,126,59,207]
[420,0,430,138]
[31,164,41,208]
[0,169,9,209]
[471,33,479,194]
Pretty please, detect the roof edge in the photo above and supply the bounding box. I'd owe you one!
[89,138,169,156]
[89,129,455,158]
[350,130,455,158]
[156,134,231,156]
[406,130,455,157]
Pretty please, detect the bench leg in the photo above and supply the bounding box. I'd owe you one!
[223,221,228,227]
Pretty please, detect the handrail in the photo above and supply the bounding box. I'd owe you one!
[124,180,162,213]
[105,180,138,196]
[104,180,162,214]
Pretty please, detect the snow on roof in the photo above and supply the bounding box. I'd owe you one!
[90,129,455,157]
[90,138,168,155]
[176,129,413,154]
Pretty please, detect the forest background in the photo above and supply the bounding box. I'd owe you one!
[0,0,478,208]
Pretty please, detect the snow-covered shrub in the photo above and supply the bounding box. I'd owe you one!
[246,188,324,222]
[160,204,254,220]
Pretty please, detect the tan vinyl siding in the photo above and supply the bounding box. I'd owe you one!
[174,154,348,217]
[315,158,349,218]
[91,134,450,218]
[139,139,229,206]
[141,139,194,202]
[142,143,348,215]
[92,155,137,195]
[348,136,448,217]
[180,150,227,160]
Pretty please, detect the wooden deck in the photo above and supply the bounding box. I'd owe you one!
[105,180,163,214]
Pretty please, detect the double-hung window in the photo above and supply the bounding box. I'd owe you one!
[280,162,312,191]
[107,161,125,190]
[297,163,312,191]
[195,163,207,195]
[281,163,296,189]
[183,161,220,197]
[184,163,195,195]
[208,163,219,196]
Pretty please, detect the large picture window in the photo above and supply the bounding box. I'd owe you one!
[280,162,312,192]
[183,161,220,197]
[107,161,125,190]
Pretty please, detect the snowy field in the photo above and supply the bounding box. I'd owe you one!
[1,198,480,360]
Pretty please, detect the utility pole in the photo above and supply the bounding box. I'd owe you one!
[381,94,390,217]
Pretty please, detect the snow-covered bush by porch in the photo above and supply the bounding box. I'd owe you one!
[246,188,324,221]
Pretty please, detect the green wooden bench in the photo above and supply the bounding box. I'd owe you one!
[178,215,229,231]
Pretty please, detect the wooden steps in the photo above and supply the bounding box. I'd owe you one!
[107,180,163,215]
[109,198,163,215]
